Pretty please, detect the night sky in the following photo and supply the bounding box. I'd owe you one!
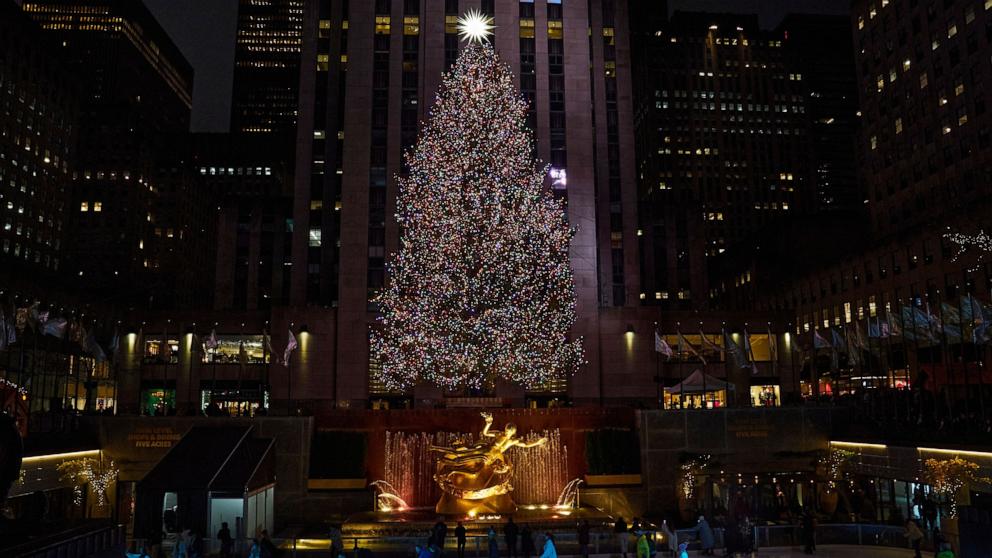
[144,0,850,133]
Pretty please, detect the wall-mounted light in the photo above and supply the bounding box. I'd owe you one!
[300,324,309,334]
[625,324,635,336]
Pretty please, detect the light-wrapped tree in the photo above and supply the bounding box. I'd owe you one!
[371,39,583,392]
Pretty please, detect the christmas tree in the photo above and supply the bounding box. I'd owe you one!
[371,31,583,392]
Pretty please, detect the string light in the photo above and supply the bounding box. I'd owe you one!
[944,229,992,272]
[57,458,118,507]
[0,378,28,397]
[923,456,991,518]
[371,43,584,391]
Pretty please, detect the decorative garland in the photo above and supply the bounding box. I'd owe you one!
[57,458,118,507]
[0,378,28,397]
[923,456,991,518]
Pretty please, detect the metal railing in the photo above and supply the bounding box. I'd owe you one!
[9,522,125,558]
[126,523,910,557]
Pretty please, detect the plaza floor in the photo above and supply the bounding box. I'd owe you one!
[677,546,916,557]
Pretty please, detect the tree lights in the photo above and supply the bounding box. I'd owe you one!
[370,43,583,392]
[943,228,992,272]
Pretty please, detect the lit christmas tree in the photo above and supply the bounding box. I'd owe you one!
[371,21,583,392]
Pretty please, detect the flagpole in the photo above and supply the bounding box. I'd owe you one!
[237,321,245,416]
[654,322,661,410]
[111,324,119,416]
[187,325,196,415]
[162,322,169,415]
[287,327,294,416]
[957,293,970,419]
[211,325,218,412]
[676,322,683,410]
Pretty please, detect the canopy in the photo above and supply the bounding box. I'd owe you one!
[664,369,735,393]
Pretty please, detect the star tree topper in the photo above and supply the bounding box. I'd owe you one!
[457,9,495,44]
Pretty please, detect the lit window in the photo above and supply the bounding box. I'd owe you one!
[310,200,323,210]
[947,23,957,38]
[547,20,563,39]
[93,201,102,212]
[902,59,911,72]
[870,136,877,150]
[80,202,88,212]
[374,16,390,35]
[919,73,928,89]
[309,227,322,247]
[895,118,903,134]
[955,83,965,96]
[403,16,419,35]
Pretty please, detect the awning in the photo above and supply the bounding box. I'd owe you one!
[139,425,274,493]
[665,369,735,393]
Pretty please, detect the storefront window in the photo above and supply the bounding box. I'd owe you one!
[660,333,725,362]
[664,389,726,409]
[201,382,269,417]
[202,335,270,364]
[750,385,780,407]
[143,337,179,364]
[141,387,176,416]
[748,333,777,361]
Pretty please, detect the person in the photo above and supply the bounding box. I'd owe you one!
[434,519,449,550]
[801,509,817,555]
[932,526,946,558]
[635,531,650,558]
[488,526,500,558]
[455,521,468,558]
[248,538,262,558]
[905,519,924,558]
[417,540,439,558]
[577,520,590,558]
[935,542,955,558]
[660,520,677,557]
[614,516,628,558]
[693,515,715,556]
[505,517,519,558]
[521,524,535,558]
[217,522,233,558]
[677,542,689,558]
[539,533,557,558]
[259,529,278,558]
[176,528,191,558]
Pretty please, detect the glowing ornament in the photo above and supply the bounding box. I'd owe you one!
[944,228,992,272]
[457,9,495,44]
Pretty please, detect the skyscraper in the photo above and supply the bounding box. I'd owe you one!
[633,12,812,309]
[22,0,206,309]
[0,0,77,285]
[231,0,305,135]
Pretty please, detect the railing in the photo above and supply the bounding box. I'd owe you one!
[126,524,911,557]
[8,522,125,558]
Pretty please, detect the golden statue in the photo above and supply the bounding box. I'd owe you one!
[431,412,547,515]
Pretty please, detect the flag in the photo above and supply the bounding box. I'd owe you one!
[283,329,298,367]
[886,311,902,337]
[725,332,748,369]
[42,317,67,338]
[85,330,107,363]
[854,322,868,349]
[108,330,120,360]
[699,331,725,352]
[0,310,14,350]
[677,332,706,365]
[70,320,88,348]
[845,327,859,367]
[742,328,758,374]
[829,328,845,349]
[767,327,778,362]
[264,331,280,364]
[205,329,219,350]
[975,303,992,344]
[813,329,830,349]
[654,331,673,358]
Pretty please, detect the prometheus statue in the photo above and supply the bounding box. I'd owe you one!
[431,412,547,515]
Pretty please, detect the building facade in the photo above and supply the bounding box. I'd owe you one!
[22,0,208,310]
[633,12,815,311]
[288,0,641,404]
[0,0,76,284]
[231,0,306,135]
